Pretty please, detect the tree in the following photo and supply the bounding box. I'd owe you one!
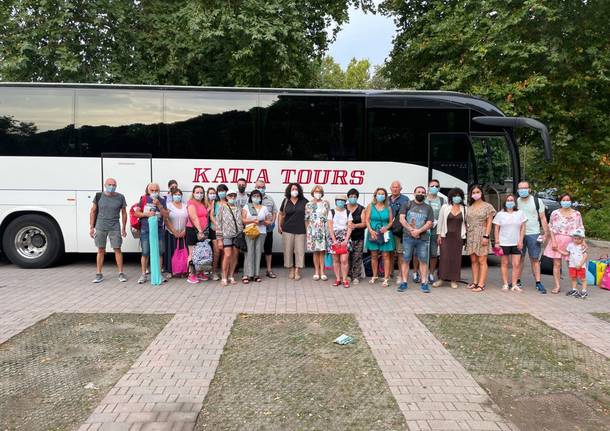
[314,56,375,89]
[0,0,374,87]
[381,0,610,217]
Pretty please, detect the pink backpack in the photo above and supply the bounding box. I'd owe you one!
[171,238,189,276]
[601,266,610,290]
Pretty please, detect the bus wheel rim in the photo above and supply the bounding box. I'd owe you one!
[14,226,48,259]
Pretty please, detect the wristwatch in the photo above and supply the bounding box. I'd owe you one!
[483,235,490,239]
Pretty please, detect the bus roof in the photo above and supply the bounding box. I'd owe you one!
[0,81,506,116]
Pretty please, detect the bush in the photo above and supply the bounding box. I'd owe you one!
[583,205,610,241]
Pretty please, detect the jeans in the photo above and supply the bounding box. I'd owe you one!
[402,236,429,262]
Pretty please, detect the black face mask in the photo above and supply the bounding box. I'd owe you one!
[415,194,425,202]
[238,186,246,193]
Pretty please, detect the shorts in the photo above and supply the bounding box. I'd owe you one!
[222,237,236,248]
[186,227,200,246]
[402,236,429,263]
[264,231,273,255]
[94,229,122,249]
[569,267,586,280]
[208,229,216,240]
[429,233,439,258]
[393,234,403,253]
[501,245,521,255]
[140,234,166,257]
[522,234,542,259]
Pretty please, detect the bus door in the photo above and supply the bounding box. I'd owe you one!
[427,133,471,197]
[469,134,513,211]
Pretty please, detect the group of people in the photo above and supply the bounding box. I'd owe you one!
[89,178,589,297]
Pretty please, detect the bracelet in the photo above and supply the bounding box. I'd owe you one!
[483,235,490,239]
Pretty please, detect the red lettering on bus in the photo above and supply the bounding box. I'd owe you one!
[245,168,254,183]
[213,168,227,183]
[256,169,269,183]
[281,169,297,184]
[350,170,365,185]
[332,170,348,185]
[313,169,331,184]
[228,168,244,183]
[193,167,210,183]
[297,169,312,184]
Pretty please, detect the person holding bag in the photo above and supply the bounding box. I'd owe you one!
[216,190,244,286]
[328,195,353,287]
[241,189,270,283]
[186,185,209,284]
[165,188,189,277]
[364,187,395,287]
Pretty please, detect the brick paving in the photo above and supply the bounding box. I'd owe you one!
[1,259,609,430]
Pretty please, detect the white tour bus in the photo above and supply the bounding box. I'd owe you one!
[0,83,551,268]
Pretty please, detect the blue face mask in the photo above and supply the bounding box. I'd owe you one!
[560,200,572,208]
[429,186,439,195]
[172,194,182,202]
[218,191,227,199]
[452,196,462,205]
[348,197,358,205]
[252,197,261,205]
[257,187,266,195]
[505,201,515,209]
[335,200,346,209]
[376,194,385,203]
[518,189,529,198]
[227,198,236,205]
[105,185,116,193]
[150,192,159,199]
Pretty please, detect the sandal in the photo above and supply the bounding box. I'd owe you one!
[221,279,228,286]
[369,277,378,284]
[333,279,341,286]
[242,276,250,284]
[472,284,485,292]
[551,287,561,294]
[382,278,389,287]
[266,271,277,279]
[229,277,237,285]
[254,276,262,282]
[501,284,509,292]
[511,285,523,293]
[467,282,477,289]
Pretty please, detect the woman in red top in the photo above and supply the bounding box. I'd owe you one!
[186,185,209,284]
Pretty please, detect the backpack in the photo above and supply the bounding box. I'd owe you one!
[129,195,148,239]
[192,240,213,269]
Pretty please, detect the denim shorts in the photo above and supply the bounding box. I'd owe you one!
[140,234,166,257]
[402,236,429,262]
[521,234,542,259]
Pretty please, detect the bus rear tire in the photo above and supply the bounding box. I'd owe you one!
[2,214,64,268]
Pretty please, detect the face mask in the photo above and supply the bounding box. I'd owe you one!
[560,200,572,208]
[348,197,358,205]
[376,194,385,202]
[238,185,246,193]
[252,197,261,205]
[518,189,529,198]
[471,193,482,201]
[290,190,299,197]
[194,192,204,200]
[208,194,216,201]
[505,201,515,209]
[172,194,182,202]
[227,198,236,205]
[105,185,116,193]
[415,194,425,203]
[313,192,322,200]
[335,200,346,209]
[150,192,159,199]
[429,186,439,195]
[218,191,227,199]
[257,187,266,195]
[452,196,462,205]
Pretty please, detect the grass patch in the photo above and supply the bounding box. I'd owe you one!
[0,313,173,431]
[419,314,610,431]
[593,313,610,324]
[196,314,406,431]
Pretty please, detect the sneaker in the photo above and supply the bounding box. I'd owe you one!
[566,289,578,297]
[428,274,435,283]
[516,279,523,288]
[432,280,443,288]
[535,281,547,294]
[118,273,128,283]
[137,274,147,284]
[395,276,402,285]
[352,278,360,285]
[420,283,430,293]
[92,273,104,283]
[343,280,350,288]
[161,275,168,283]
[187,274,200,284]
[578,291,588,299]
[397,282,408,292]
[197,272,209,281]
[212,273,221,281]
[413,272,421,283]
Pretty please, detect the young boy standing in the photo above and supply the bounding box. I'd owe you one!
[561,228,588,298]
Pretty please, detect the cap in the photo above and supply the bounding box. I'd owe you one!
[226,189,237,196]
[335,194,347,201]
[572,228,585,238]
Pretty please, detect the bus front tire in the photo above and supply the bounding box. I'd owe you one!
[2,214,64,268]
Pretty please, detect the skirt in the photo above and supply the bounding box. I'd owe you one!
[543,233,572,259]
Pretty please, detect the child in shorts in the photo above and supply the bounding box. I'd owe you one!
[560,228,588,298]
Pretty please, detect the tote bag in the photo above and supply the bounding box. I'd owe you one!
[171,238,189,276]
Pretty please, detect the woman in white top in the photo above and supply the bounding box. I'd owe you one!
[164,188,189,276]
[328,195,354,287]
[493,194,527,292]
[434,188,467,289]
[241,189,271,283]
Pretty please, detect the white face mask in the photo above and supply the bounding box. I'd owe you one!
[313,192,322,200]
[290,190,299,197]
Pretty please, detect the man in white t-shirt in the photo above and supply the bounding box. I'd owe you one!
[515,181,549,293]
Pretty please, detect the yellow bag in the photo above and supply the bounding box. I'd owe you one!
[244,223,260,239]
[597,262,608,285]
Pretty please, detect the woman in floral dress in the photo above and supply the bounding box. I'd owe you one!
[465,185,496,292]
[306,185,331,281]
[543,193,584,293]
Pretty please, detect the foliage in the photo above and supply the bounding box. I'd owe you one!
[380,0,610,215]
[582,205,610,240]
[0,0,374,87]
[314,56,375,89]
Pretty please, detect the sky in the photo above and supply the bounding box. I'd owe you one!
[328,3,396,69]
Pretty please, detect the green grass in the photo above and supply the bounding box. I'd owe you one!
[593,313,610,324]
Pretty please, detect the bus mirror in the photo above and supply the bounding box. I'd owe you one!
[472,116,552,161]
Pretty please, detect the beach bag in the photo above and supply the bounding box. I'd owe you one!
[587,261,597,285]
[192,240,213,267]
[597,261,608,286]
[244,223,260,239]
[148,216,162,286]
[600,266,610,290]
[129,195,148,238]
[324,253,333,271]
[171,238,189,276]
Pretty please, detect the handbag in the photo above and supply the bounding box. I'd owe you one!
[171,237,189,276]
[227,206,248,252]
[331,243,348,255]
[370,229,387,245]
[244,204,261,239]
[492,246,504,257]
